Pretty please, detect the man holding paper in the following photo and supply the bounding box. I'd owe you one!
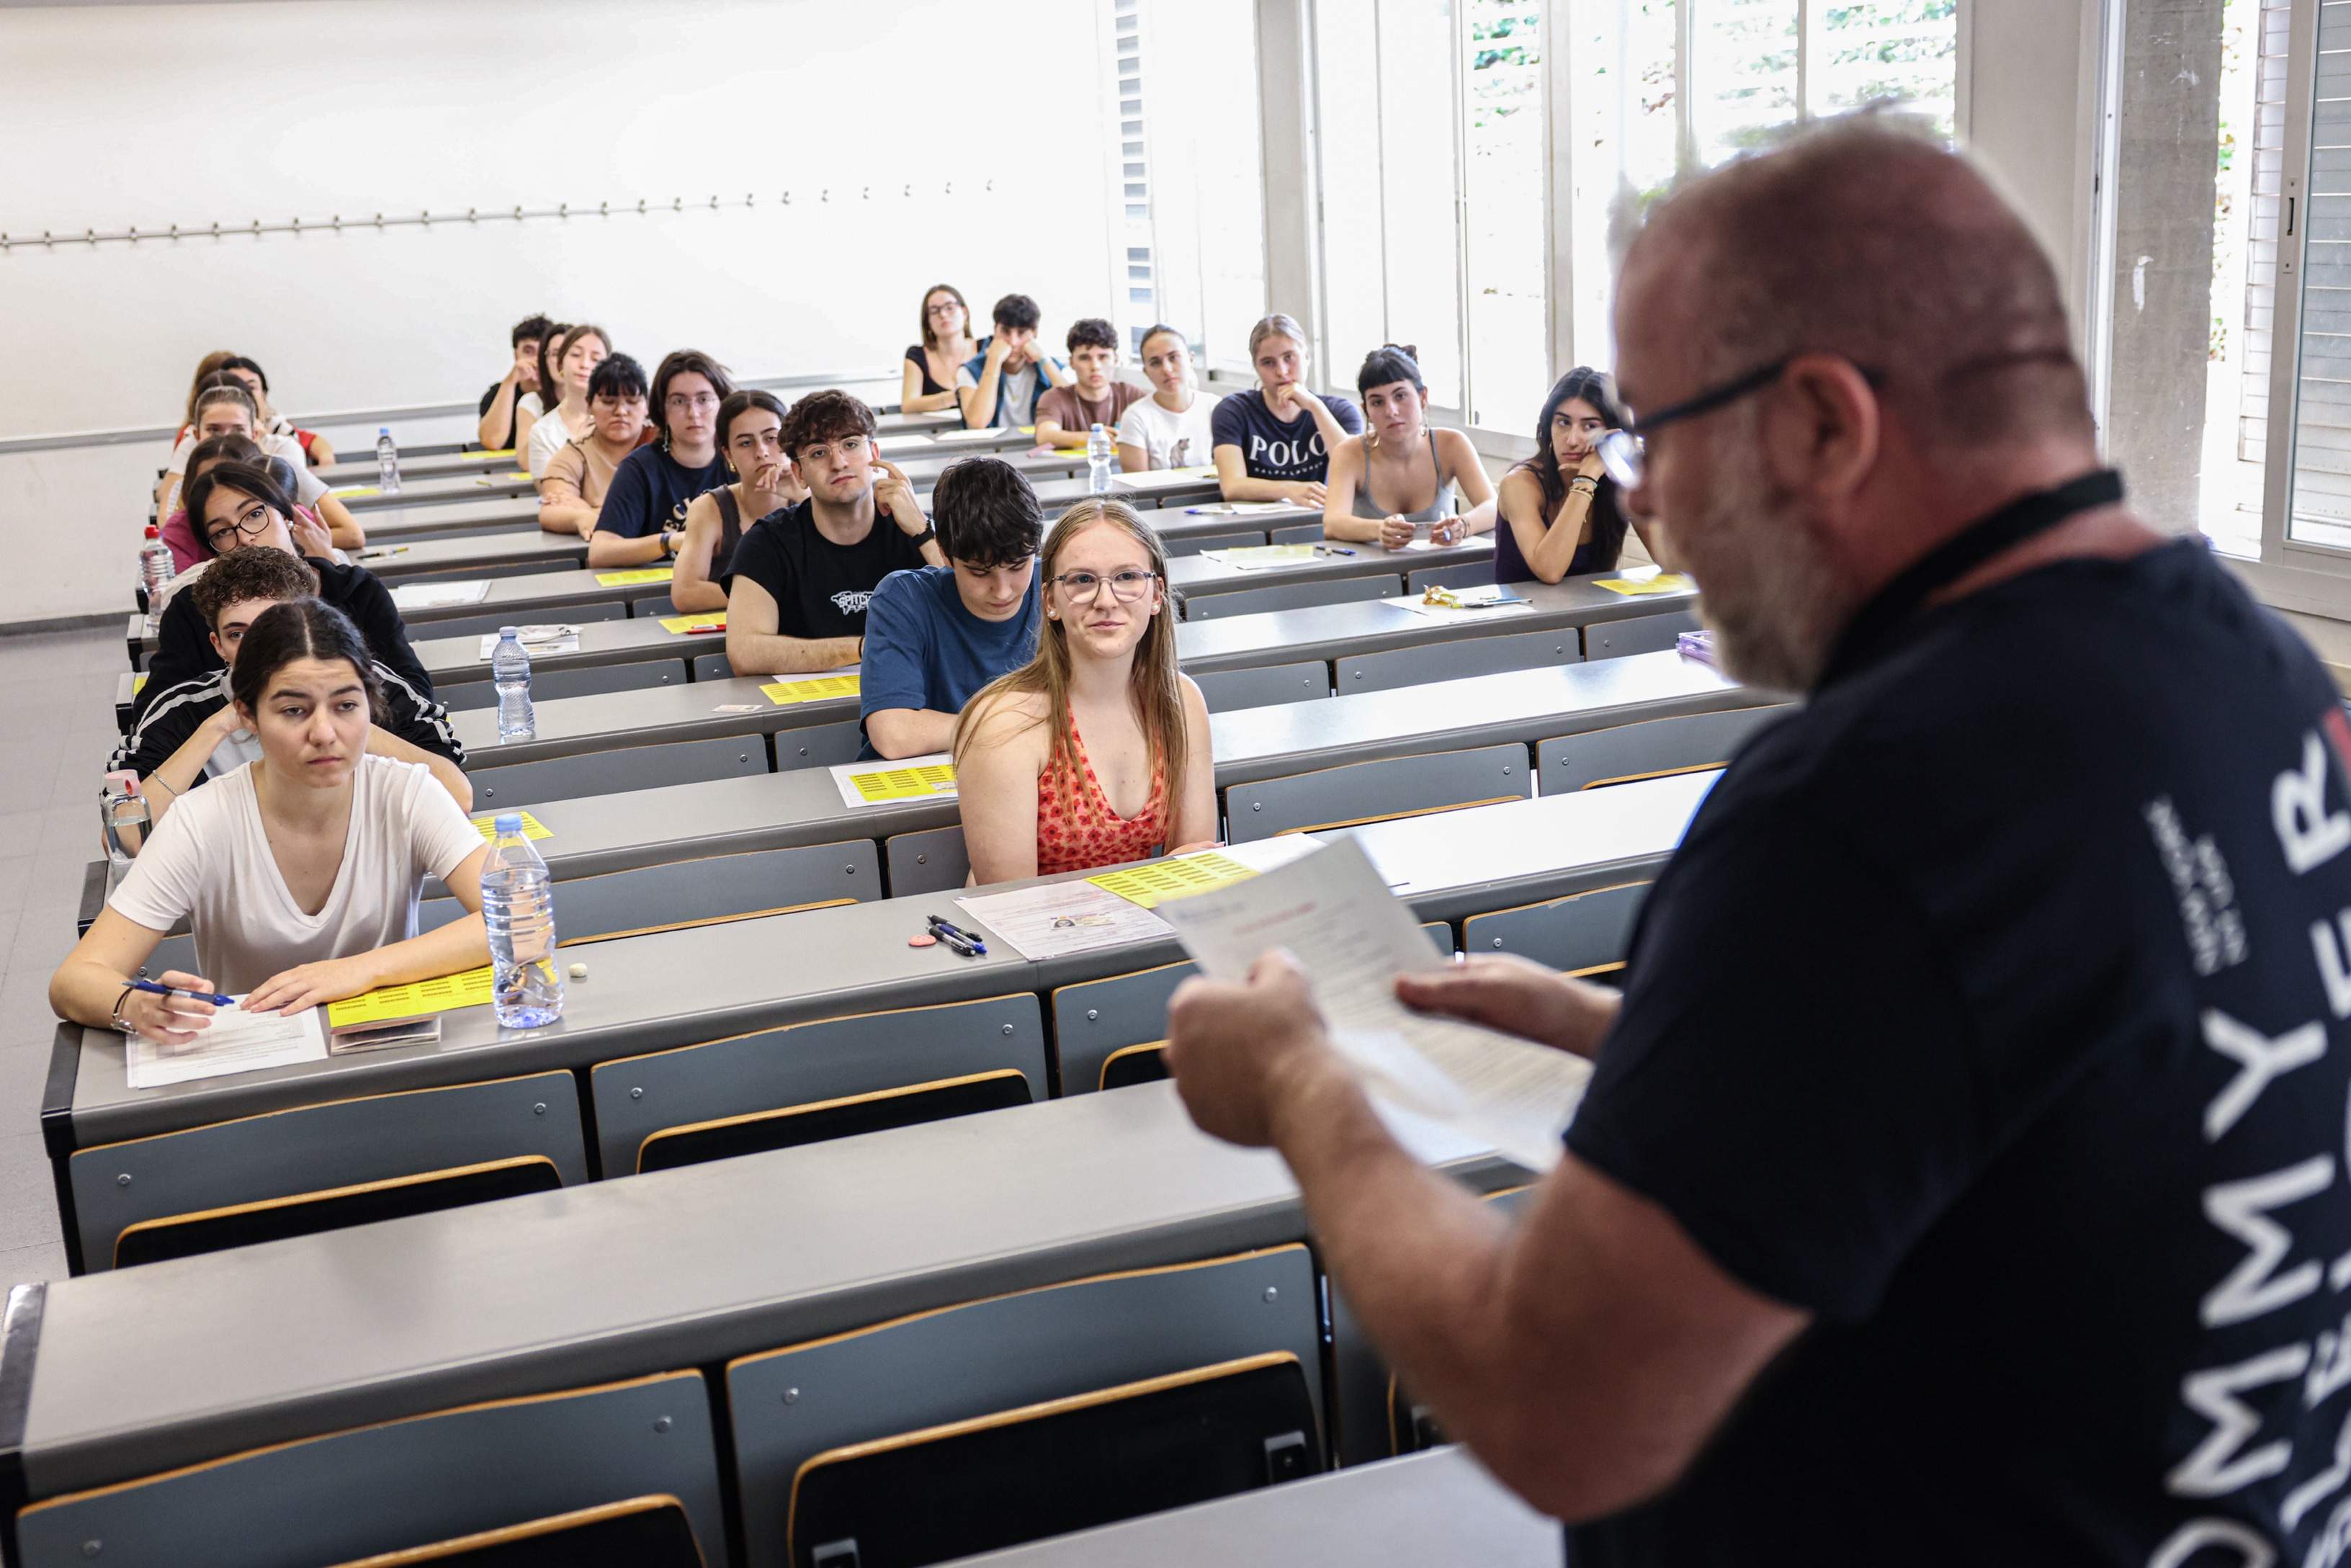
[1165,120,2351,1565]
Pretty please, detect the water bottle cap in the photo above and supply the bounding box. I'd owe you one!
[379,426,390,434]
[494,812,523,833]
[498,625,519,638]
[1091,423,1105,432]
[144,524,159,539]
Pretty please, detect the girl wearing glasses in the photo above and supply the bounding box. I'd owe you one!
[1497,367,1656,584]
[588,349,735,570]
[129,462,445,761]
[903,285,977,417]
[954,498,1215,883]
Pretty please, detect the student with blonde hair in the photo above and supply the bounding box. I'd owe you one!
[953,498,1215,883]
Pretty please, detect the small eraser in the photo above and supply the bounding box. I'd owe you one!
[568,962,588,980]
[907,933,938,948]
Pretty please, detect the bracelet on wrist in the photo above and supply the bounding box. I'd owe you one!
[110,983,136,1030]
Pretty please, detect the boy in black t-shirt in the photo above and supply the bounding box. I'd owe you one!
[724,390,945,677]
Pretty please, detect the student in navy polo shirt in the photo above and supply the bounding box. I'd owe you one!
[588,349,733,570]
[857,457,1043,761]
[1209,311,1363,507]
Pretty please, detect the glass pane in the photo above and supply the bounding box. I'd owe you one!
[2288,0,2351,547]
[1139,0,1267,369]
[1808,1,1958,136]
[1317,0,1391,382]
[1691,0,1799,167]
[1377,0,1466,408]
[1461,0,1548,428]
[2200,0,2280,555]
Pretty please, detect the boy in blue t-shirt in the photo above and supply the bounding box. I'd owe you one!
[857,457,1044,760]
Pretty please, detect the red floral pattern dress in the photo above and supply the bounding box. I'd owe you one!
[1035,717,1169,874]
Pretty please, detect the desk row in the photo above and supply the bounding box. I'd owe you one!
[6,1084,1550,1568]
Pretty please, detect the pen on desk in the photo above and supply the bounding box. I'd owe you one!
[926,914,988,954]
[1316,546,1356,557]
[930,927,983,959]
[685,624,725,634]
[127,978,233,1006]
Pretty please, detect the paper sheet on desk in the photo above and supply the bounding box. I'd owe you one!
[1155,837,1586,1171]
[127,1001,327,1089]
[476,625,580,658]
[830,753,958,808]
[393,580,493,611]
[957,880,1172,959]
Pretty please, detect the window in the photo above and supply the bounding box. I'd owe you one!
[1124,0,1268,371]
[1461,0,1549,426]
[1312,0,1466,409]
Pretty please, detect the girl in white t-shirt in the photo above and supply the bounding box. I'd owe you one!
[1115,325,1222,472]
[53,599,491,1042]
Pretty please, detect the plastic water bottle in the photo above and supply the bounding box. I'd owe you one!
[1087,423,1114,495]
[492,627,535,742]
[101,770,148,867]
[138,524,175,611]
[483,815,563,1029]
[375,426,400,493]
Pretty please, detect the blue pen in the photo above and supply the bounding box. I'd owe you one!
[128,977,233,1006]
[926,914,989,955]
[1318,546,1356,557]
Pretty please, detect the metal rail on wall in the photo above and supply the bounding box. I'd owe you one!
[0,181,993,252]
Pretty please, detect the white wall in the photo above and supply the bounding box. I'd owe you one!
[0,0,1119,624]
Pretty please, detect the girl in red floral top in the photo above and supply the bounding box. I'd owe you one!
[953,498,1217,882]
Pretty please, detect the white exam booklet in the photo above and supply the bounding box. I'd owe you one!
[127,999,328,1089]
[1154,836,1589,1171]
[392,579,493,611]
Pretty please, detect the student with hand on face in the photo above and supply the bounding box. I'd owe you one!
[539,353,652,539]
[957,295,1072,431]
[158,380,364,550]
[1033,318,1145,451]
[136,462,442,745]
[522,324,612,479]
[55,599,492,1031]
[671,390,810,615]
[158,434,348,575]
[588,349,733,569]
[1211,312,1363,506]
[857,457,1044,760]
[479,313,554,452]
[724,390,946,676]
[1322,345,1496,547]
[113,546,467,824]
[903,284,978,417]
[954,498,1215,884]
[1116,325,1222,472]
[1495,367,1657,583]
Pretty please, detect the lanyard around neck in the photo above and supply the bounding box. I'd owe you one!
[1819,468,2125,686]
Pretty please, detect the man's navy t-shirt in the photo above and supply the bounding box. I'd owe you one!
[1564,539,2351,1565]
[597,445,727,539]
[855,565,1040,760]
[1209,389,1363,483]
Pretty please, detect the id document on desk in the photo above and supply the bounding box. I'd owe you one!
[126,1001,328,1089]
[1155,836,1588,1170]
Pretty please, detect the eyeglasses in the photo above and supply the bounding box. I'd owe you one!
[926,302,962,317]
[205,499,276,552]
[666,392,720,413]
[1052,569,1158,603]
[1595,357,1889,489]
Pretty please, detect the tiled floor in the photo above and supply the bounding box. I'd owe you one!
[0,624,128,1290]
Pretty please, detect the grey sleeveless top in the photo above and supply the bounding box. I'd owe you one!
[1350,431,1459,522]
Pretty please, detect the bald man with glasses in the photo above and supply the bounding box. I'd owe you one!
[1166,118,2351,1566]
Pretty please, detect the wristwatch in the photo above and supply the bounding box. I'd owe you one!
[662,530,681,557]
[908,524,937,547]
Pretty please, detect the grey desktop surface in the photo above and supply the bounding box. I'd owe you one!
[350,529,587,581]
[20,1083,1515,1495]
[940,1448,1560,1568]
[59,771,1718,1148]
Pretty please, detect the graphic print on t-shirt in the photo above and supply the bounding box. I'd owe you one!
[830,589,874,617]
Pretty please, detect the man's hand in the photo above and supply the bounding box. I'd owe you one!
[985,335,1013,369]
[1284,480,1330,509]
[873,459,927,532]
[1165,949,1343,1147]
[515,342,541,390]
[1393,954,1620,1061]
